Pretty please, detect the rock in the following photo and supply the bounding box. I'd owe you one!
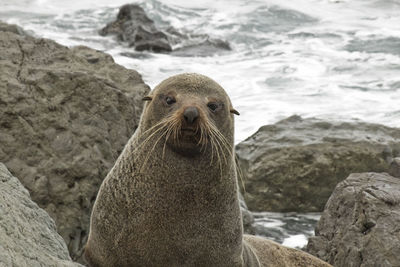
[0,21,27,36]
[236,115,400,212]
[388,157,400,178]
[0,163,83,267]
[306,172,400,266]
[100,4,172,52]
[164,27,231,57]
[0,22,150,262]
[101,4,231,56]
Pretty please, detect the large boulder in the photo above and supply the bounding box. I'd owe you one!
[0,163,83,267]
[306,172,400,266]
[0,22,150,261]
[236,115,400,212]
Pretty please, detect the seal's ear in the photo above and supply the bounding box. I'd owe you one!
[230,108,240,116]
[142,96,152,101]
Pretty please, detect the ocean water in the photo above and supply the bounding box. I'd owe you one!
[1,0,399,249]
[2,0,399,142]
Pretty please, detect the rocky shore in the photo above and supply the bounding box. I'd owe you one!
[236,115,400,212]
[1,19,400,267]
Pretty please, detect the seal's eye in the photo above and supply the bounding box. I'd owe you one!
[207,102,219,112]
[165,96,176,105]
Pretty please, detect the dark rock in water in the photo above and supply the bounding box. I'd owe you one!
[100,4,172,52]
[236,115,400,212]
[0,22,150,262]
[388,157,400,178]
[102,4,231,56]
[306,172,400,266]
[164,25,231,57]
[0,163,83,267]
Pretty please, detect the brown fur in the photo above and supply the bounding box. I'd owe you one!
[84,73,331,267]
[244,235,331,267]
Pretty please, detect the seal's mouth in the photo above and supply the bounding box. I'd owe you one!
[181,128,196,132]
[180,127,198,138]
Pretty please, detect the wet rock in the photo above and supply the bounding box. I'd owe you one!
[101,4,231,56]
[388,157,400,178]
[100,4,172,52]
[306,172,400,266]
[0,22,150,262]
[236,115,400,212]
[0,163,83,267]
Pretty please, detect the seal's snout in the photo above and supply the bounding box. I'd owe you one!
[183,106,199,124]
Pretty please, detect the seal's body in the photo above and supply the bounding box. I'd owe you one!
[85,73,331,267]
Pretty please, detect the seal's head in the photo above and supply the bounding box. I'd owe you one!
[140,73,239,157]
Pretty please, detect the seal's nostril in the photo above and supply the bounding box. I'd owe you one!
[183,107,199,124]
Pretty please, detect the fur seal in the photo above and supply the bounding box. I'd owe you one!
[84,73,331,267]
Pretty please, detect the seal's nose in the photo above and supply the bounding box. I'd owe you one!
[183,106,199,124]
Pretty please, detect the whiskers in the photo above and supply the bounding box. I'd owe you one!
[133,113,235,179]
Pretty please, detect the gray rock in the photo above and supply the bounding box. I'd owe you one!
[0,163,83,267]
[236,115,400,212]
[0,22,150,262]
[100,4,172,52]
[0,21,27,36]
[101,4,231,56]
[306,172,400,267]
[388,157,400,178]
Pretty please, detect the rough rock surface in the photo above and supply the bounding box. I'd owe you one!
[0,163,83,267]
[236,115,400,212]
[388,157,400,178]
[0,22,150,261]
[306,172,400,267]
[101,4,231,56]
